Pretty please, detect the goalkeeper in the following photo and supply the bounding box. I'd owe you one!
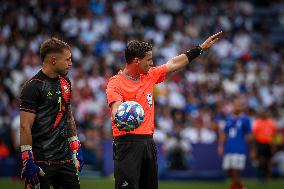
[106,31,222,189]
[19,37,84,189]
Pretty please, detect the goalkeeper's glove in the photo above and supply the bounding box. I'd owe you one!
[20,145,45,187]
[68,136,84,172]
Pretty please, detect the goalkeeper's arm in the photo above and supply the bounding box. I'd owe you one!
[20,111,34,148]
[20,111,44,186]
[67,105,84,172]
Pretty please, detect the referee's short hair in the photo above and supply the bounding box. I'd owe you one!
[40,37,71,62]
[125,40,152,64]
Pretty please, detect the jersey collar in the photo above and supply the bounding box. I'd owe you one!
[119,70,141,82]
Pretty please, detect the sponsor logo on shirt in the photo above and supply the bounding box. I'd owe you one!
[46,91,53,96]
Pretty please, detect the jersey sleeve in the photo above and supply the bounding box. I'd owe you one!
[149,64,167,84]
[252,120,258,134]
[66,77,72,93]
[106,77,123,107]
[19,80,41,113]
[223,121,230,134]
[242,116,252,134]
[271,120,277,134]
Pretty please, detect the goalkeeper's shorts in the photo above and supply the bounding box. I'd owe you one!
[26,160,80,189]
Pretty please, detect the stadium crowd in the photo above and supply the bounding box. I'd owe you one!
[0,0,284,177]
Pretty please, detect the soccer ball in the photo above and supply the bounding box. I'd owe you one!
[114,101,145,131]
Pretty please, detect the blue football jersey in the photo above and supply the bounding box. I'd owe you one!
[224,114,251,154]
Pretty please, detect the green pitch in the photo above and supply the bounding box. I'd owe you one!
[0,178,283,189]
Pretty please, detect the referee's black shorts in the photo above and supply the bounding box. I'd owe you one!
[256,142,273,159]
[113,134,158,189]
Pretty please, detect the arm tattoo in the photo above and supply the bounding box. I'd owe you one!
[67,105,77,137]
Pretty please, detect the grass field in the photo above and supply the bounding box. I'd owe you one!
[0,178,283,189]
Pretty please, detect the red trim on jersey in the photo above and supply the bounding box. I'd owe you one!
[53,111,63,129]
[59,76,71,103]
[53,77,71,129]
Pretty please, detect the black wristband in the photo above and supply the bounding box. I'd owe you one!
[184,46,203,62]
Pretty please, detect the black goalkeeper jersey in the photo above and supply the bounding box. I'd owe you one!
[20,70,73,161]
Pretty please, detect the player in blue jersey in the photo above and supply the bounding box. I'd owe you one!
[218,99,253,189]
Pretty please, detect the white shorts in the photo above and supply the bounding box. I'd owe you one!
[223,153,246,170]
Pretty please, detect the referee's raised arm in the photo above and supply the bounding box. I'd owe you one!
[165,31,223,73]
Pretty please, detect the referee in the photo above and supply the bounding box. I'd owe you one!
[252,110,277,180]
[106,31,222,189]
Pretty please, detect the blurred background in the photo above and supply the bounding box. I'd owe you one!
[0,0,284,188]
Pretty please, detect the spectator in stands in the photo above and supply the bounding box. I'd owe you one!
[11,113,21,178]
[272,145,284,177]
[163,132,192,170]
[0,139,10,159]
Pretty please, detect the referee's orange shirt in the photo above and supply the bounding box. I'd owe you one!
[253,118,277,144]
[106,64,167,138]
